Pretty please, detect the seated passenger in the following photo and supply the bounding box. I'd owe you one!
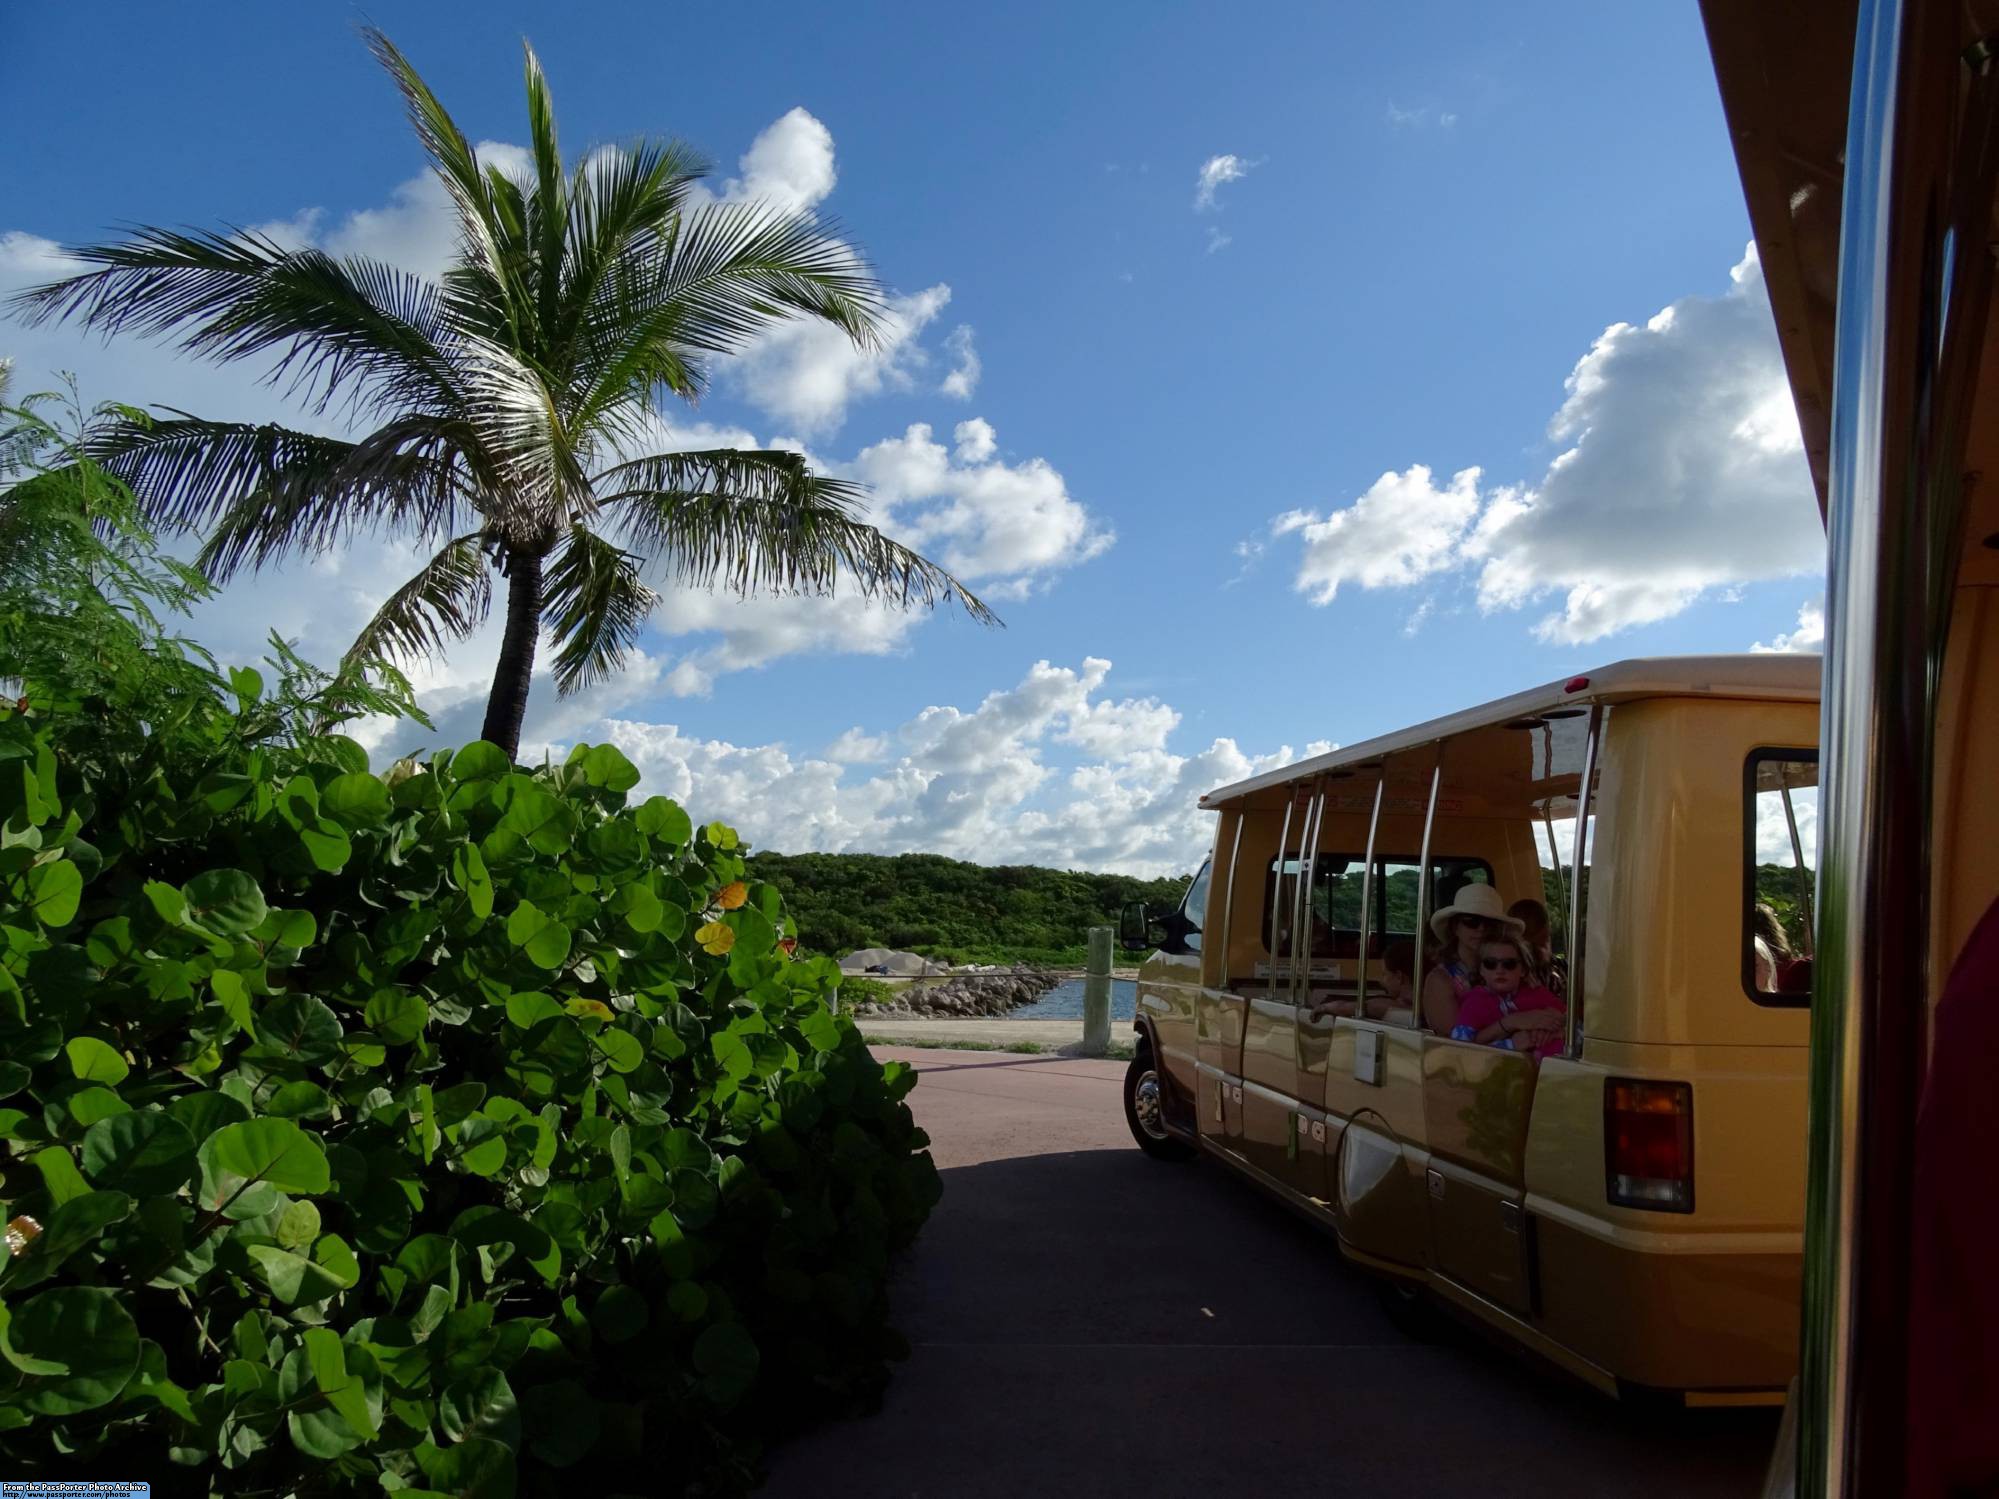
[1752,903,1793,991]
[1310,938,1412,1020]
[1450,934,1565,1059]
[1509,897,1563,997]
[1421,883,1521,1033]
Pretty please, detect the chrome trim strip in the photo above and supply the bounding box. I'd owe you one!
[1294,784,1326,1005]
[1563,708,1601,1058]
[1411,751,1444,1030]
[1541,802,1571,955]
[1241,1073,1331,1129]
[1218,811,1247,990]
[1781,783,1816,955]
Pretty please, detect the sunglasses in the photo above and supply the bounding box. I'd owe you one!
[1480,957,1522,972]
[1458,916,1499,930]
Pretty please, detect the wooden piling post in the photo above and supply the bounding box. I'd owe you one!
[1082,926,1113,1057]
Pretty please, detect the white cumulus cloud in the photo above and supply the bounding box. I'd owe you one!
[1194,153,1256,211]
[1275,465,1484,605]
[728,281,953,436]
[1275,244,1824,642]
[550,656,1322,875]
[848,420,1113,591]
[1752,599,1826,654]
[939,323,980,399]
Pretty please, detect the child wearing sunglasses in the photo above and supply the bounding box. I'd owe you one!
[1449,934,1566,1060]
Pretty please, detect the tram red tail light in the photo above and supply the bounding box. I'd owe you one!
[1605,1078,1694,1213]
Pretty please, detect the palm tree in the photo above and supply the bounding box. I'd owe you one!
[12,31,994,759]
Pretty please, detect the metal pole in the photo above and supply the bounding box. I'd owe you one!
[1293,785,1326,1005]
[1561,708,1601,1060]
[1410,749,1444,1031]
[1081,926,1113,1057]
[1268,799,1295,988]
[1355,780,1384,1016]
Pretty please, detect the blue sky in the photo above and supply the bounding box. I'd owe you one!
[0,2,1825,874]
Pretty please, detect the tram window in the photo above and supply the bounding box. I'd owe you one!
[1261,854,1493,951]
[1744,749,1818,1006]
[1179,859,1213,953]
[1378,858,1491,937]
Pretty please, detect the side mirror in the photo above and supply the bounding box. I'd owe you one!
[1119,901,1152,952]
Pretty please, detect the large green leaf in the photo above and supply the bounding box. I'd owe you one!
[505,900,571,970]
[576,743,640,793]
[65,1035,129,1085]
[26,859,82,927]
[451,842,494,918]
[1,1287,142,1415]
[81,1110,198,1195]
[497,777,575,855]
[418,1433,518,1497]
[278,1330,381,1456]
[249,994,344,1067]
[182,868,269,936]
[321,771,392,828]
[635,795,692,846]
[365,988,429,1046]
[298,816,352,872]
[197,1117,330,1218]
[440,1367,520,1450]
[449,740,511,781]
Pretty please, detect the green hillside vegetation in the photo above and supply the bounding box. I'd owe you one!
[745,851,1191,966]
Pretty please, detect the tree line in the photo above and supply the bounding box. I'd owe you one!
[745,850,1192,965]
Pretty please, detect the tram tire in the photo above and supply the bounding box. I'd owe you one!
[1124,1049,1194,1161]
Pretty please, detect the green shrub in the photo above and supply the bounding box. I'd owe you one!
[0,393,942,1499]
[0,693,940,1495]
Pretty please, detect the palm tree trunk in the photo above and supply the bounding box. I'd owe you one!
[481,550,544,760]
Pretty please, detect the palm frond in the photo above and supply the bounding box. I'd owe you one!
[9,230,460,417]
[521,41,569,327]
[558,139,706,350]
[363,27,534,353]
[597,447,999,624]
[593,200,885,365]
[542,524,658,694]
[93,413,473,577]
[342,530,493,667]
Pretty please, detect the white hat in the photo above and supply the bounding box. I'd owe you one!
[1429,882,1525,941]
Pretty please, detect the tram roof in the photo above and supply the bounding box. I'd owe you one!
[1697,0,1858,515]
[1199,653,1822,810]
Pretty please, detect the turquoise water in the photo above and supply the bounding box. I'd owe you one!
[1011,977,1139,1020]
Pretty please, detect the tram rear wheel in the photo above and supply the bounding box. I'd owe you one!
[1124,1050,1194,1161]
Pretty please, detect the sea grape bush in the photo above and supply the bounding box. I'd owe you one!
[0,682,940,1495]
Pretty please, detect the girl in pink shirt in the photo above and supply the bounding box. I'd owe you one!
[1450,935,1566,1061]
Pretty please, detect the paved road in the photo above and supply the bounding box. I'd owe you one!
[764,1047,1779,1498]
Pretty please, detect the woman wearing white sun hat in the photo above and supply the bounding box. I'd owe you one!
[1419,882,1524,1034]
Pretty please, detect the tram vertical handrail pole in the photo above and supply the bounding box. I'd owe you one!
[1269,800,1295,992]
[1294,785,1326,1005]
[1411,749,1444,1030]
[1218,810,1247,991]
[1355,780,1384,1016]
[1808,0,1964,1489]
[1563,708,1601,1060]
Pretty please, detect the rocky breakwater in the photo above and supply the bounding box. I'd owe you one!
[846,967,1060,1019]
